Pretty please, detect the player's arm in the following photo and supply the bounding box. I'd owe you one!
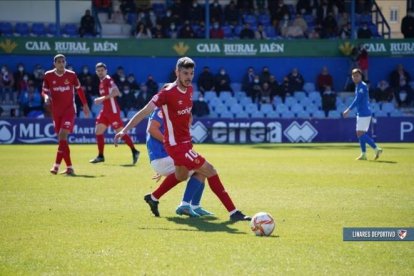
[94,86,120,105]
[148,119,163,142]
[114,101,156,146]
[343,86,361,118]
[76,86,90,117]
[41,76,51,104]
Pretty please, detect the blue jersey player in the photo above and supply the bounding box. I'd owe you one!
[343,68,383,160]
[146,108,213,217]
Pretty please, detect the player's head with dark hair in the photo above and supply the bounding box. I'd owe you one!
[176,57,195,71]
[351,68,364,83]
[95,62,107,70]
[53,54,66,63]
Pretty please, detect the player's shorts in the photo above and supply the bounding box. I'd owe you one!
[356,116,371,132]
[150,156,195,177]
[53,110,75,134]
[165,143,206,171]
[96,111,124,130]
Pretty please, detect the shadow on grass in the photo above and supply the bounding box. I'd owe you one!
[250,144,413,151]
[369,160,398,164]
[158,216,248,234]
[70,174,103,178]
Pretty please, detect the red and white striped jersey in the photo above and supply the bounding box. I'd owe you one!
[99,75,121,114]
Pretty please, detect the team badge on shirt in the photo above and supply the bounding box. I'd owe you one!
[64,79,69,85]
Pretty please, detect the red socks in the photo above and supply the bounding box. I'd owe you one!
[122,134,135,150]
[152,173,181,200]
[207,174,236,212]
[96,134,104,155]
[56,139,71,167]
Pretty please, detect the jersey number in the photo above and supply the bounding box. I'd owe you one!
[184,149,199,161]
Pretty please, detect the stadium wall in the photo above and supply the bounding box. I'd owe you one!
[0,118,413,144]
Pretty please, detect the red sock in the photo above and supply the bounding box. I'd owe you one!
[61,140,72,167]
[54,140,65,165]
[122,134,135,150]
[152,173,181,199]
[96,134,104,156]
[207,174,236,212]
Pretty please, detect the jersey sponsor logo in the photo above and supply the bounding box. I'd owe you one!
[52,85,71,92]
[177,107,192,115]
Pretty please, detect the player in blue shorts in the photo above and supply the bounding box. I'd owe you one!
[146,108,213,217]
[343,68,383,160]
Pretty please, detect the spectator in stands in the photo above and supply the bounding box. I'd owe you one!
[135,83,152,110]
[210,22,224,39]
[78,65,92,86]
[286,68,305,93]
[169,0,184,24]
[126,73,139,92]
[120,0,136,17]
[135,22,152,39]
[16,73,32,96]
[118,84,135,115]
[389,64,413,107]
[13,63,29,93]
[79,10,96,37]
[308,24,322,39]
[32,64,44,92]
[249,75,262,103]
[321,11,337,38]
[239,23,255,39]
[356,45,369,81]
[296,0,312,15]
[160,9,176,32]
[254,24,268,39]
[316,66,334,94]
[197,66,215,94]
[269,0,289,27]
[192,94,210,117]
[237,0,254,14]
[373,80,394,103]
[337,12,350,31]
[214,67,233,95]
[189,0,205,25]
[111,66,126,88]
[166,23,179,38]
[210,0,223,24]
[0,65,15,104]
[401,11,414,38]
[291,13,308,37]
[93,0,113,20]
[321,85,336,117]
[241,66,256,93]
[152,23,164,38]
[278,13,290,37]
[224,1,239,26]
[195,21,207,38]
[338,22,351,39]
[82,75,96,103]
[178,21,196,39]
[258,82,272,104]
[357,23,372,39]
[316,0,333,24]
[18,82,42,116]
[146,75,159,97]
[109,9,125,24]
[259,66,271,84]
[268,75,282,101]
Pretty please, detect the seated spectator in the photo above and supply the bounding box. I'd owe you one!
[224,0,239,26]
[145,74,159,97]
[316,66,334,93]
[278,13,290,37]
[78,65,92,86]
[192,94,210,117]
[258,82,272,104]
[16,73,32,96]
[281,77,291,99]
[126,73,139,92]
[210,0,223,24]
[0,65,15,103]
[160,9,176,31]
[189,0,205,25]
[214,68,232,95]
[286,68,305,93]
[259,66,272,84]
[18,83,42,116]
[93,0,113,20]
[79,10,96,37]
[269,0,289,25]
[32,64,45,91]
[109,9,125,24]
[241,66,256,93]
[111,66,125,87]
[373,80,394,103]
[321,86,336,117]
[13,63,29,92]
[135,22,152,39]
[321,12,337,38]
[291,13,308,37]
[118,84,136,115]
[239,23,255,39]
[120,0,136,17]
[357,23,372,39]
[166,23,179,39]
[401,11,414,38]
[248,75,262,103]
[197,66,215,94]
[254,24,268,39]
[337,12,350,30]
[338,22,351,39]
[210,22,224,39]
[389,64,413,107]
[178,21,196,39]
[135,83,152,109]
[308,24,322,39]
[268,75,282,101]
[152,23,165,38]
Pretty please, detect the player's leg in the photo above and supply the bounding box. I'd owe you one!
[114,126,140,165]
[58,128,75,175]
[176,172,203,217]
[50,116,63,174]
[356,130,367,160]
[189,173,214,216]
[90,123,107,163]
[196,159,251,221]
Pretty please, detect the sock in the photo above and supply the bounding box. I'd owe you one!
[182,176,203,204]
[152,173,181,200]
[190,178,205,206]
[96,134,104,156]
[362,133,377,149]
[61,140,72,167]
[207,174,236,212]
[54,140,65,165]
[122,134,135,150]
[358,136,367,153]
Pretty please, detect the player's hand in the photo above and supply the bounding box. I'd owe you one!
[94,97,104,105]
[83,105,90,118]
[114,130,126,147]
[44,95,51,105]
[151,173,162,182]
[342,109,350,118]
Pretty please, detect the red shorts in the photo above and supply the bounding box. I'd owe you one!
[96,111,124,130]
[165,143,206,170]
[53,111,75,134]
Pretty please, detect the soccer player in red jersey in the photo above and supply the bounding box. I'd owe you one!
[42,54,90,176]
[115,57,251,222]
[89,62,140,164]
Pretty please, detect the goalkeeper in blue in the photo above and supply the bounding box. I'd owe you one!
[146,108,213,217]
[343,68,383,160]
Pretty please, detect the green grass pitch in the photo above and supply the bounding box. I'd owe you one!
[0,143,413,275]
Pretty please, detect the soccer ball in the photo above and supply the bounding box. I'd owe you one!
[250,212,275,236]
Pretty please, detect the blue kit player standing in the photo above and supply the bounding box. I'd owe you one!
[343,68,383,160]
[146,108,213,217]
